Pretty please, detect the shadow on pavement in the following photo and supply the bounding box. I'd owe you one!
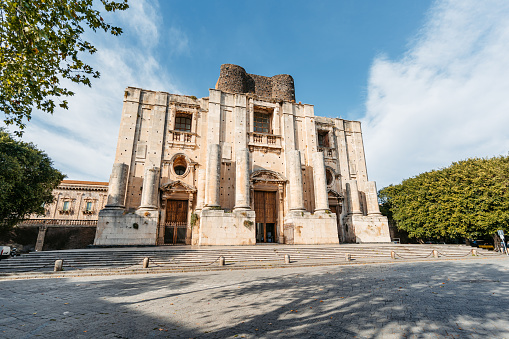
[1,258,508,338]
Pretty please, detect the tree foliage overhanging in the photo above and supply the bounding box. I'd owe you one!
[0,0,128,136]
[0,129,65,236]
[379,156,509,240]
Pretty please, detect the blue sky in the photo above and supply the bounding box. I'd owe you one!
[152,1,432,119]
[8,0,509,188]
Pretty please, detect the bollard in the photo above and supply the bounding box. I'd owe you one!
[219,256,225,266]
[54,259,63,272]
[143,257,150,269]
[284,254,291,264]
[391,251,396,260]
[472,249,478,256]
[433,250,439,258]
[345,253,352,262]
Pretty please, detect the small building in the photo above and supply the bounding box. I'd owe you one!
[94,64,391,246]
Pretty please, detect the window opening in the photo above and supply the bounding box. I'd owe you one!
[318,130,330,148]
[254,112,271,133]
[173,155,188,176]
[63,201,70,211]
[175,113,192,132]
[326,169,334,186]
[86,201,93,211]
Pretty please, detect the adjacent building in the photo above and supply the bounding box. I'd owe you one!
[19,180,108,251]
[94,64,391,246]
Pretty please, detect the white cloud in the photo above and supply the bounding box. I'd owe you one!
[19,0,181,181]
[167,26,190,56]
[118,0,161,48]
[362,0,509,188]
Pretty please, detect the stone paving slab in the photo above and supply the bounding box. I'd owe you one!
[1,257,509,338]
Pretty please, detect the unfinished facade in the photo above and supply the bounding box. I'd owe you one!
[94,64,390,246]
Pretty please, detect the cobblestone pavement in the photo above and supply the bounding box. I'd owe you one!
[1,257,509,338]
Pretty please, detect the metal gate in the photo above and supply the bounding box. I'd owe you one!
[164,222,187,244]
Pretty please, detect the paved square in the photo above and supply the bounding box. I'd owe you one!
[1,257,509,338]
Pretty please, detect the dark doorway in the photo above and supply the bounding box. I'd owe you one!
[164,200,188,244]
[254,191,277,243]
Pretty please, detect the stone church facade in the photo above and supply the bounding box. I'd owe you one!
[94,64,390,246]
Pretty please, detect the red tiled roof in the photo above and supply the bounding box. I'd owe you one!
[61,180,108,186]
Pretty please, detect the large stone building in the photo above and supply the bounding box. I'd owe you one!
[94,64,390,246]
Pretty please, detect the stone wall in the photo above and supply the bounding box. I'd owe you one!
[283,211,340,245]
[216,64,295,102]
[198,209,256,245]
[43,227,96,250]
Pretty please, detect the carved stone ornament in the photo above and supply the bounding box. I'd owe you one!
[327,189,344,200]
[160,180,197,197]
[250,170,287,184]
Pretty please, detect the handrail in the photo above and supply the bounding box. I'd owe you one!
[17,219,98,226]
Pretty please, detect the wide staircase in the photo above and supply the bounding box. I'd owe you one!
[0,244,502,274]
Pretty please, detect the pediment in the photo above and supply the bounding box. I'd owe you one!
[328,189,344,199]
[160,180,197,193]
[250,170,287,183]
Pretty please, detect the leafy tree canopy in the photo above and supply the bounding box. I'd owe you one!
[0,0,128,136]
[379,156,509,241]
[0,129,65,236]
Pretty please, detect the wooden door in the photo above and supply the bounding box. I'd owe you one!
[166,200,188,223]
[254,191,277,243]
[165,200,188,244]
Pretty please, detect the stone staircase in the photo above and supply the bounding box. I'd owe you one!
[0,244,501,274]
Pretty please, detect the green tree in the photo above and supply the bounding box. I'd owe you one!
[0,0,128,136]
[379,156,509,245]
[0,129,65,236]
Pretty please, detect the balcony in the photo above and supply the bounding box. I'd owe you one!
[248,132,282,154]
[17,219,98,227]
[167,130,197,149]
[318,147,336,159]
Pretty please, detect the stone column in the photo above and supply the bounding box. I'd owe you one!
[312,152,329,213]
[278,183,285,242]
[346,180,362,215]
[105,163,129,208]
[234,149,250,210]
[205,143,221,208]
[186,193,194,244]
[140,167,160,209]
[195,169,206,213]
[288,150,305,211]
[365,181,382,215]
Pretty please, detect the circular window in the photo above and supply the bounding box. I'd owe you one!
[174,166,186,175]
[173,155,188,177]
[326,169,334,186]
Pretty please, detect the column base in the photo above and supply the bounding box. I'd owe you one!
[203,205,221,210]
[138,205,157,210]
[233,206,251,211]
